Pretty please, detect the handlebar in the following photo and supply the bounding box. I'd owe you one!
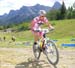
[34,28,54,34]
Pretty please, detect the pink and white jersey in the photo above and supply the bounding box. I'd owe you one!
[32,16,48,30]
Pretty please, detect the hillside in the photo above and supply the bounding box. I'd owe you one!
[0,19,75,42]
[0,19,75,48]
[48,19,75,39]
[23,19,75,40]
[22,19,75,40]
[16,19,75,40]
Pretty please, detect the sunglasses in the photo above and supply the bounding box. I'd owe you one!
[40,16,45,18]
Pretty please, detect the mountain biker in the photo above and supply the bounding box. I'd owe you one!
[30,10,54,48]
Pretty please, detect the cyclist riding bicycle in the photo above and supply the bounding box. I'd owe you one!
[30,10,54,48]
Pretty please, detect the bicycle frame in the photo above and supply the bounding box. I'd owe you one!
[39,29,50,48]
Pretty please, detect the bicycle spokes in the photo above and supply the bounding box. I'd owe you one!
[45,40,59,65]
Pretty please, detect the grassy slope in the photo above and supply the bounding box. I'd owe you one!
[0,19,75,48]
[21,19,75,40]
[49,19,75,39]
[0,19,75,40]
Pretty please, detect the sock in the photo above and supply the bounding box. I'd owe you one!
[34,42,37,45]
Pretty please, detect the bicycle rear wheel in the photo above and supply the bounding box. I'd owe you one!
[33,44,41,60]
[45,40,59,65]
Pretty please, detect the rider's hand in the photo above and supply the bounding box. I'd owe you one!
[49,26,55,31]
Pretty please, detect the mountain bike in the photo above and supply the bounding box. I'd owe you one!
[33,28,59,65]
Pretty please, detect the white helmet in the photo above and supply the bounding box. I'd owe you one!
[39,10,46,16]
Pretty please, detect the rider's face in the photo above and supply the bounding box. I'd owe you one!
[40,16,45,20]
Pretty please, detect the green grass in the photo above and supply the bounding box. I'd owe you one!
[14,19,75,40]
[47,19,75,39]
[0,19,75,48]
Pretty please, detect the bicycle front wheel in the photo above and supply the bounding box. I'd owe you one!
[33,44,41,60]
[45,40,59,65]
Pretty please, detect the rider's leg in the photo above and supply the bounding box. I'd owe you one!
[33,32,40,45]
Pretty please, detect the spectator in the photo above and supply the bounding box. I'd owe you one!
[12,36,16,42]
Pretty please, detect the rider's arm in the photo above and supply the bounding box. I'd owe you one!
[30,21,34,30]
[44,17,54,29]
[45,21,51,28]
[30,17,38,30]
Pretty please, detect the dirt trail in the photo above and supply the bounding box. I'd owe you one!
[0,47,75,68]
